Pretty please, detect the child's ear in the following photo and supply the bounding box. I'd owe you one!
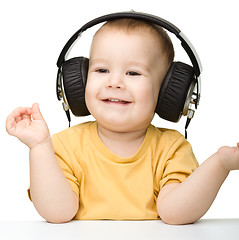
[155,61,196,123]
[61,57,90,117]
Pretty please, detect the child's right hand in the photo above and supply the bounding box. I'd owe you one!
[6,103,51,149]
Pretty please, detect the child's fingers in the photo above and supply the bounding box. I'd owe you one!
[14,107,31,122]
[6,114,16,135]
[31,103,44,121]
[6,107,32,135]
[6,107,27,124]
[10,107,31,118]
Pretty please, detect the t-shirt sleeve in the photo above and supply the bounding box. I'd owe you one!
[159,133,199,190]
[51,134,80,197]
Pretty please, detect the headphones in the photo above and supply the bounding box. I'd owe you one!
[56,11,202,132]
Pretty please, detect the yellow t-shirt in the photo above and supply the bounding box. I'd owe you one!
[51,121,198,220]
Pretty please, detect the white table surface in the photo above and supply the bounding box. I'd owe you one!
[0,219,238,240]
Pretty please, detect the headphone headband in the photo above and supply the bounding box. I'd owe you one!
[56,11,202,77]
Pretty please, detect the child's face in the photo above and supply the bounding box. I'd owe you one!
[85,28,168,133]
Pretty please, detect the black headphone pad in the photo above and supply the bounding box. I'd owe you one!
[155,62,195,122]
[62,57,90,116]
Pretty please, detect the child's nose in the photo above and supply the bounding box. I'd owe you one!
[106,74,126,89]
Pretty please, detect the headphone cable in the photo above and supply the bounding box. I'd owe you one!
[66,110,71,127]
[184,109,194,139]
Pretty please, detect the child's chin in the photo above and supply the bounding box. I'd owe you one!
[97,119,131,132]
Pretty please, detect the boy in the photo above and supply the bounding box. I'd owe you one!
[6,18,239,224]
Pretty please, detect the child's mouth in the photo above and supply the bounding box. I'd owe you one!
[103,98,131,104]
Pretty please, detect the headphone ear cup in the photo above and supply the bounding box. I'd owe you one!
[155,62,195,122]
[62,57,90,116]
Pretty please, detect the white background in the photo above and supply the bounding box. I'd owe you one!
[1,0,239,221]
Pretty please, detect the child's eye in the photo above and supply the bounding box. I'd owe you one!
[96,69,109,73]
[126,71,141,76]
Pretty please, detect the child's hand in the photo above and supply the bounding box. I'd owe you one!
[6,103,50,149]
[217,143,239,171]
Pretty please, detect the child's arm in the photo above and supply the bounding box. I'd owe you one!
[157,144,239,225]
[6,103,78,223]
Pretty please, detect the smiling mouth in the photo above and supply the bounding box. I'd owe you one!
[103,98,131,104]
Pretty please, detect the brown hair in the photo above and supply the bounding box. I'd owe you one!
[94,18,175,67]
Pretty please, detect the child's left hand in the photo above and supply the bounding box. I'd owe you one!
[217,143,239,171]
